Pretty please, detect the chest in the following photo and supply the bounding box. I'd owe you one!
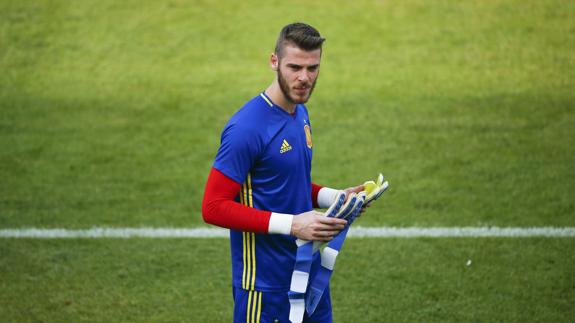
[256,117,313,172]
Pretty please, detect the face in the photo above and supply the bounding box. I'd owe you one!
[272,45,321,104]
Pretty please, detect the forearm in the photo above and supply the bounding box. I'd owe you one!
[202,167,293,234]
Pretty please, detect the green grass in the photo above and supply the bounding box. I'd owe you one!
[1,0,574,321]
[0,239,233,322]
[1,0,573,228]
[1,238,573,322]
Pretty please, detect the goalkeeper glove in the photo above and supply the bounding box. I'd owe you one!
[363,173,389,206]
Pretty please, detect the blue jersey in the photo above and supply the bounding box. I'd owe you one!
[213,92,315,292]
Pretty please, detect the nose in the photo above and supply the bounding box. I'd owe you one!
[297,70,310,83]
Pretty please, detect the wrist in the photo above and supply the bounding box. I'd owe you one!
[268,212,293,235]
[317,187,341,208]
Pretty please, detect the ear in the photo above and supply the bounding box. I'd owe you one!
[270,53,279,71]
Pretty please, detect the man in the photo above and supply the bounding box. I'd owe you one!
[202,22,364,323]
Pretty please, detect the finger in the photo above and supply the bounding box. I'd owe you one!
[347,194,365,222]
[375,181,389,199]
[335,193,357,218]
[376,173,385,186]
[324,191,346,217]
[365,186,381,204]
[314,229,340,237]
[346,185,364,194]
[369,181,389,203]
[350,193,365,218]
[316,236,334,242]
[318,217,347,226]
[313,223,345,232]
[310,231,334,241]
[315,224,346,233]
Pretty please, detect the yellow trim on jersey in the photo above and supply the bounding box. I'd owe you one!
[246,290,253,323]
[241,180,247,289]
[251,290,258,323]
[246,290,262,323]
[243,181,248,209]
[240,182,246,289]
[250,232,256,290]
[242,232,247,289]
[247,173,253,210]
[245,232,252,289]
[247,174,256,290]
[256,291,262,322]
[260,93,273,107]
[241,173,257,291]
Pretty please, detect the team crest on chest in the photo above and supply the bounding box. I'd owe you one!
[304,124,312,149]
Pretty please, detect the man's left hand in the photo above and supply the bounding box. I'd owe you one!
[343,184,368,214]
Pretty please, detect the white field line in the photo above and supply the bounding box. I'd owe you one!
[0,226,574,238]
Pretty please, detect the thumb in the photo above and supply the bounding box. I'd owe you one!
[346,185,364,194]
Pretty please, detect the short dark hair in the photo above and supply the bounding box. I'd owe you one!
[274,22,325,58]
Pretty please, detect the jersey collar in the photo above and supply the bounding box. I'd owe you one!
[260,92,299,118]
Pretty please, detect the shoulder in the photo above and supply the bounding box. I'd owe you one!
[227,95,271,129]
[224,94,289,140]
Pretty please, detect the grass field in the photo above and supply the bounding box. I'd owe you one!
[1,0,574,321]
[1,238,573,322]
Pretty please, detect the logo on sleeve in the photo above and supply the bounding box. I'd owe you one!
[280,139,293,154]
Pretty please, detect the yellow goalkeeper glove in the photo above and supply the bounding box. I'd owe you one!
[363,173,389,206]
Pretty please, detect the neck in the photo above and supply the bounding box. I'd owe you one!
[265,80,296,114]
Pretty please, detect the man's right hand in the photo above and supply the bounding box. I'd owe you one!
[290,211,347,241]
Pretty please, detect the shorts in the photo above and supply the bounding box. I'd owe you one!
[233,287,332,323]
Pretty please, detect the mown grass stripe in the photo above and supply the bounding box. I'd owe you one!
[0,227,574,238]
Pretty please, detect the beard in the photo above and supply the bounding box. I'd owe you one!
[277,67,317,105]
